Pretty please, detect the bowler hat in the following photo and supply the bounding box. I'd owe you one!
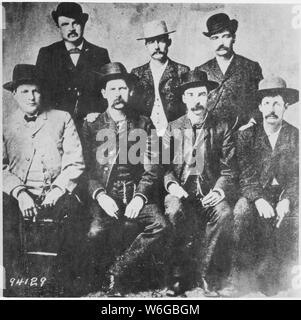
[178,70,219,94]
[137,20,175,41]
[3,64,42,92]
[95,62,138,88]
[203,13,238,37]
[257,77,299,106]
[52,2,89,25]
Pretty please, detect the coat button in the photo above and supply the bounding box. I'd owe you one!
[104,167,108,172]
[25,157,30,161]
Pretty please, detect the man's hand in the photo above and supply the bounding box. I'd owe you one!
[168,183,188,199]
[276,199,290,228]
[41,187,64,208]
[17,191,37,218]
[201,190,223,208]
[96,193,119,219]
[255,198,275,219]
[125,196,144,219]
[85,113,99,123]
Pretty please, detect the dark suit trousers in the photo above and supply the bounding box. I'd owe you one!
[233,195,299,293]
[87,199,167,281]
[164,194,232,284]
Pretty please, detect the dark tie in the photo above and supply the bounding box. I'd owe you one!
[69,47,81,54]
[24,115,37,122]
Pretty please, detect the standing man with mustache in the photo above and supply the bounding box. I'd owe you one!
[36,2,110,129]
[224,77,299,296]
[195,13,263,128]
[131,20,190,137]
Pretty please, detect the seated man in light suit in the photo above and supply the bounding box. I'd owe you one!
[3,64,85,296]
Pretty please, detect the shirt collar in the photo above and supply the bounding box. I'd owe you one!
[65,40,84,52]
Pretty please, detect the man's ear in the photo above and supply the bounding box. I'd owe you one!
[168,38,172,47]
[258,103,263,113]
[182,94,186,104]
[101,88,106,99]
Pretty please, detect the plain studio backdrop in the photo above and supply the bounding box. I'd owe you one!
[2,2,300,126]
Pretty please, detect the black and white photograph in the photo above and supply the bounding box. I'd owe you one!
[1,1,300,299]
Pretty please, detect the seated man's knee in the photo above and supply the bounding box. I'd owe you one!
[233,197,253,221]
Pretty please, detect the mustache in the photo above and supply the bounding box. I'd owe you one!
[216,45,229,51]
[191,103,205,111]
[152,50,165,56]
[265,112,278,119]
[68,31,78,37]
[112,98,127,107]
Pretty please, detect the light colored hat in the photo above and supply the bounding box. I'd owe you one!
[137,20,176,40]
[257,77,299,106]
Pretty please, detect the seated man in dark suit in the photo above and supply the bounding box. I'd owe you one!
[82,62,167,296]
[227,77,299,297]
[163,70,237,296]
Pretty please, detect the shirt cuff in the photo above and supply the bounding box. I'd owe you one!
[11,186,28,199]
[134,193,148,205]
[212,188,225,201]
[93,188,106,200]
[165,180,179,193]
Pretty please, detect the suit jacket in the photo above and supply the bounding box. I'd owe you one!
[195,54,263,126]
[131,59,190,122]
[3,108,85,195]
[81,111,161,202]
[237,120,299,206]
[36,39,110,125]
[163,114,237,199]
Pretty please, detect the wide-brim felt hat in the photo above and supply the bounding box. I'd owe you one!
[3,64,42,92]
[203,13,238,37]
[95,62,138,88]
[257,77,299,105]
[137,20,176,40]
[52,2,89,25]
[178,70,219,94]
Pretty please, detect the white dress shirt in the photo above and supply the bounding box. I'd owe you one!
[150,59,169,137]
[216,54,234,75]
[65,41,84,66]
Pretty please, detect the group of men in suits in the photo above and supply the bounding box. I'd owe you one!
[2,2,299,298]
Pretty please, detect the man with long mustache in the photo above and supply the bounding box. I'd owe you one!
[36,2,110,129]
[162,70,236,296]
[82,62,167,296]
[195,13,263,128]
[131,20,190,137]
[225,77,299,296]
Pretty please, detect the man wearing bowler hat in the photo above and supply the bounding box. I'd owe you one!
[162,70,236,296]
[36,2,111,129]
[82,62,167,296]
[2,64,85,296]
[226,77,299,296]
[195,13,263,128]
[132,20,190,137]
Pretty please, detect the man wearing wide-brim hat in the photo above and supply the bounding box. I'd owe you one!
[3,64,85,296]
[131,20,190,137]
[227,77,299,297]
[195,13,263,129]
[36,2,110,129]
[162,69,237,296]
[82,62,167,296]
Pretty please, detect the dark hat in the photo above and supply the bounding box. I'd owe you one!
[137,20,176,41]
[95,62,138,88]
[52,2,89,25]
[257,77,299,106]
[203,13,238,37]
[178,70,219,94]
[3,64,42,92]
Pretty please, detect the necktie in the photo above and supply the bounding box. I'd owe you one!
[24,115,37,122]
[69,47,81,54]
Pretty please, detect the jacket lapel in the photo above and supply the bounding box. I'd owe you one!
[159,59,177,88]
[76,39,91,70]
[58,40,74,70]
[210,58,224,83]
[31,111,48,138]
